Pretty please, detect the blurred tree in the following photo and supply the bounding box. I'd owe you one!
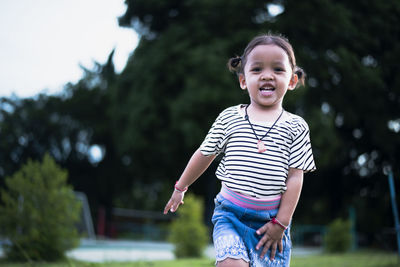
[324,218,352,253]
[169,194,208,258]
[0,51,124,236]
[0,154,80,261]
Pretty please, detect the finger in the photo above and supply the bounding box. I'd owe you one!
[171,200,183,212]
[256,234,267,250]
[256,224,271,250]
[170,203,177,212]
[256,224,268,235]
[259,240,272,259]
[269,243,277,260]
[257,232,270,251]
[163,201,172,214]
[278,239,283,253]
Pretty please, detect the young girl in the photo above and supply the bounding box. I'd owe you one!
[164,33,316,267]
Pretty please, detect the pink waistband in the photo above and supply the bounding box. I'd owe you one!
[220,185,281,210]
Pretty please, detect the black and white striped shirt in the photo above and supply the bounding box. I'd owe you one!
[200,105,316,199]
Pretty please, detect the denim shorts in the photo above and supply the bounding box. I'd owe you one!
[212,192,292,267]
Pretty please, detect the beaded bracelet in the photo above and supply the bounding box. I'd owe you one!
[174,181,188,193]
[271,217,288,230]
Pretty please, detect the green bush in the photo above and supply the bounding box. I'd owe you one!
[324,218,352,253]
[169,194,209,258]
[0,154,81,262]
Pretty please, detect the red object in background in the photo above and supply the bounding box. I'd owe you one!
[97,207,106,236]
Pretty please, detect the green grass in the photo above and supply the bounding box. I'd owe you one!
[291,251,399,267]
[0,252,398,267]
[0,258,214,267]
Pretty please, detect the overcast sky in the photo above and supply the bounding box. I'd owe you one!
[0,0,138,98]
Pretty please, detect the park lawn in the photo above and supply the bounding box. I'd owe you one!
[0,252,398,267]
[0,258,215,267]
[291,251,399,267]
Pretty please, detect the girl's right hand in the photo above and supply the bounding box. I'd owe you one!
[163,190,185,214]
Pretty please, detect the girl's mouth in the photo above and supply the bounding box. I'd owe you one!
[259,87,275,96]
[260,87,274,91]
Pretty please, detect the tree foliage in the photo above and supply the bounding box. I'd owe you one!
[169,194,208,258]
[0,52,128,235]
[0,154,80,261]
[324,218,352,253]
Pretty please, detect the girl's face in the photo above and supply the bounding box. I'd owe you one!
[239,44,298,110]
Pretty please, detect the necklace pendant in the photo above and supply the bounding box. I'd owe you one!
[257,140,267,153]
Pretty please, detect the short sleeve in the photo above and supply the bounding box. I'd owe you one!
[289,120,316,172]
[199,111,228,156]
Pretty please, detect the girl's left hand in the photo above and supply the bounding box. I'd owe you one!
[255,221,285,260]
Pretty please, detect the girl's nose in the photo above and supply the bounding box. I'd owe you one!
[260,71,273,80]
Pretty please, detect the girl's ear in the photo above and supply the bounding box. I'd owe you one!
[239,74,247,90]
[288,74,298,90]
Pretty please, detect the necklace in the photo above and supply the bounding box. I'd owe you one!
[244,105,284,153]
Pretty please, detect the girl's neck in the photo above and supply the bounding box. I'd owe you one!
[246,104,283,123]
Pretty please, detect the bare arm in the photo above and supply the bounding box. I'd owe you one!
[276,168,304,226]
[256,168,304,260]
[163,148,216,214]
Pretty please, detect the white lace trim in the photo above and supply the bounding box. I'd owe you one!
[214,234,249,262]
[249,248,285,267]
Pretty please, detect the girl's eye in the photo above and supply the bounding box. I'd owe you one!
[274,67,285,72]
[251,67,262,72]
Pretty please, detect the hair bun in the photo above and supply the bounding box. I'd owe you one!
[227,56,242,73]
[231,57,241,68]
[295,69,303,79]
[294,66,306,87]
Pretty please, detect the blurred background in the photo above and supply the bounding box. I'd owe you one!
[1,0,400,255]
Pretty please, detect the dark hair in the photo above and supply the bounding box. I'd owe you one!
[227,33,306,87]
